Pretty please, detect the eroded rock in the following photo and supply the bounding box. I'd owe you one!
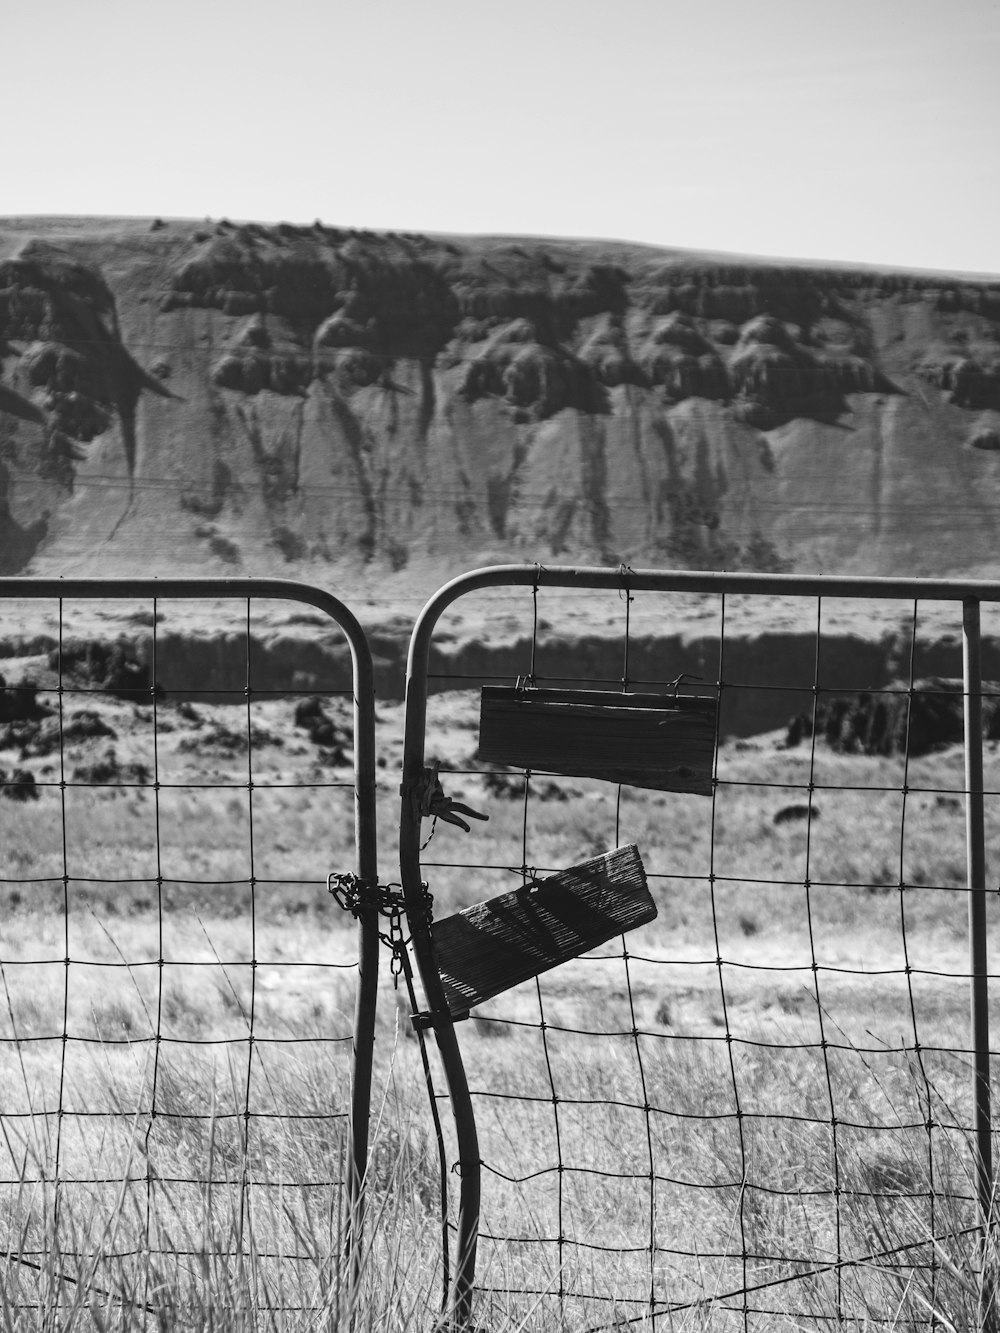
[786,678,1000,756]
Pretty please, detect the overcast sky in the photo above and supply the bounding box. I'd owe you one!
[6,0,998,274]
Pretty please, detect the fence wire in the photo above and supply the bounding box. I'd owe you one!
[0,585,377,1322]
[4,569,999,1331]
[402,569,1000,1332]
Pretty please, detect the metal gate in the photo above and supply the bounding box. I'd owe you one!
[0,577,378,1324]
[399,565,1000,1331]
[4,566,998,1330]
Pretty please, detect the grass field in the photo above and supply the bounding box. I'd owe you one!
[0,680,998,1330]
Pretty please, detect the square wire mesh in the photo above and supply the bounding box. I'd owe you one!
[0,592,364,1321]
[412,577,1000,1332]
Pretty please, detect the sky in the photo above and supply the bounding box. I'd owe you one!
[5,0,999,275]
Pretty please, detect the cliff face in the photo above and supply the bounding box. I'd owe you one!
[2,217,1000,583]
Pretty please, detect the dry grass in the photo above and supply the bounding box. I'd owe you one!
[0,685,998,1329]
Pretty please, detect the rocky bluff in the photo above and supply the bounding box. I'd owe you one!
[2,217,1000,584]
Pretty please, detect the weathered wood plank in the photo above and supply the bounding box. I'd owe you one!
[478,687,716,795]
[431,844,656,1016]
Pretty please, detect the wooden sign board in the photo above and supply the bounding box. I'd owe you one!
[478,687,716,795]
[431,844,655,1016]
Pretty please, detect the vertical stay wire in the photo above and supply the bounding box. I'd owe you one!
[804,597,844,1319]
[530,941,561,1302]
[53,596,70,1275]
[529,571,539,685]
[706,591,751,1330]
[524,580,566,1307]
[144,595,166,1313]
[896,600,939,1316]
[616,575,658,1320]
[240,598,258,1285]
[397,948,451,1314]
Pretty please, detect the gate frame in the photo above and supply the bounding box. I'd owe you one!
[0,576,379,1302]
[400,563,1000,1327]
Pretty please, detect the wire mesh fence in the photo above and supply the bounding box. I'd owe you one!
[0,579,379,1323]
[399,568,1000,1331]
[3,567,1000,1331]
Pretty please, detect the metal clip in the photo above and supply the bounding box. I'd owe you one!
[408,764,489,833]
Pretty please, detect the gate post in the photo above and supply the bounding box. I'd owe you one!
[964,596,994,1322]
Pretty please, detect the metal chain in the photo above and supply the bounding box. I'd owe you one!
[327,869,452,1309]
[327,872,432,987]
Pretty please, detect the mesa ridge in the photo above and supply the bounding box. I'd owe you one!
[2,216,999,586]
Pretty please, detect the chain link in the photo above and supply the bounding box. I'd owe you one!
[327,872,432,989]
